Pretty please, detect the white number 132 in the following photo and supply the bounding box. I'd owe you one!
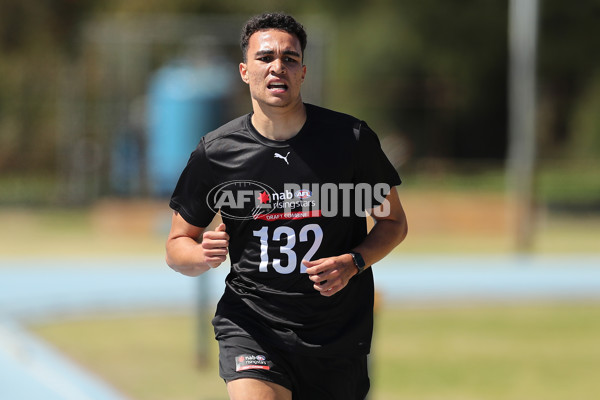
[252,224,323,274]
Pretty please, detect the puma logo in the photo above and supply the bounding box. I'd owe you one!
[274,152,290,165]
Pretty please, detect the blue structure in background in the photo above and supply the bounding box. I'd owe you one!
[147,61,233,196]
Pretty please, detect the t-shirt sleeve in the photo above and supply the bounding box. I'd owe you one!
[169,139,217,228]
[354,121,402,206]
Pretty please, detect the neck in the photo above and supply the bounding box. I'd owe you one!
[251,100,307,141]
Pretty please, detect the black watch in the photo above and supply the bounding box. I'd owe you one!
[349,251,366,275]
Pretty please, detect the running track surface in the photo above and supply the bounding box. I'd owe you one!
[1,254,600,399]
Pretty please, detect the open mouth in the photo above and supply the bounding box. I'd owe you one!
[268,82,288,91]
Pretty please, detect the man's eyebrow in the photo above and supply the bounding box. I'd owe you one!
[254,49,301,58]
[282,50,301,58]
[255,49,275,57]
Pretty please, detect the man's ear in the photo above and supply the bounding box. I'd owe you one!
[239,62,249,84]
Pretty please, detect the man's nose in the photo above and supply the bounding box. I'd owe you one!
[270,58,286,74]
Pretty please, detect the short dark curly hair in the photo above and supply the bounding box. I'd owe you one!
[240,12,307,62]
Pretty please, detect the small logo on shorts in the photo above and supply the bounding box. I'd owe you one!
[235,354,270,372]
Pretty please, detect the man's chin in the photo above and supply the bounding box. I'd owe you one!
[254,97,296,109]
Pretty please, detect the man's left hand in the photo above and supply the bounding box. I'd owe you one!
[303,254,358,297]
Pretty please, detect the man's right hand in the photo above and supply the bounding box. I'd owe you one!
[201,223,229,268]
[166,212,229,276]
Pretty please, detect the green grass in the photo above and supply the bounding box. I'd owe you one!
[405,159,600,205]
[0,173,59,205]
[2,159,599,207]
[537,160,600,205]
[371,303,600,400]
[32,313,225,400]
[31,303,600,400]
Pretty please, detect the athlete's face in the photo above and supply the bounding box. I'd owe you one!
[240,29,306,110]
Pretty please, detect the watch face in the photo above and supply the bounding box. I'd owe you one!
[351,252,365,271]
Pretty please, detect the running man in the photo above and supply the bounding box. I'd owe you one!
[166,12,408,400]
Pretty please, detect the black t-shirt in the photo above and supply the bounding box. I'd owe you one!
[170,103,401,357]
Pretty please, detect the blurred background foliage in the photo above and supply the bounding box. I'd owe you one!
[0,0,599,208]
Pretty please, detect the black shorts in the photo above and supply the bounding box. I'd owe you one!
[218,335,370,400]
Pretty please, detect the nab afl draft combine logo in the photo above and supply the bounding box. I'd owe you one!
[207,180,392,221]
[206,180,278,221]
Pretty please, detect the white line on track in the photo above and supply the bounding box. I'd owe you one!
[0,319,131,400]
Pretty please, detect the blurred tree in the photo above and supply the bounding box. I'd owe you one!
[537,0,600,159]
[327,0,600,163]
[568,72,600,159]
[2,0,600,190]
[0,0,99,56]
[0,0,101,172]
[329,0,509,160]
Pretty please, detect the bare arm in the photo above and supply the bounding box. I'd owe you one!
[352,186,408,267]
[304,187,407,296]
[165,212,229,277]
